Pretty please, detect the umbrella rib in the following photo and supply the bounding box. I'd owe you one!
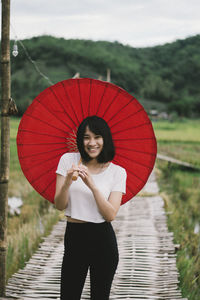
[125,184,137,196]
[113,158,146,184]
[112,121,151,135]
[26,112,74,136]
[101,90,120,118]
[49,86,77,127]
[17,129,68,140]
[62,81,80,124]
[18,145,68,159]
[18,142,68,146]
[18,131,77,151]
[88,79,92,115]
[24,112,71,135]
[31,165,56,185]
[77,80,85,120]
[110,108,144,129]
[96,83,109,115]
[106,96,136,124]
[115,152,153,169]
[42,177,56,196]
[113,137,155,142]
[21,152,68,172]
[35,97,73,132]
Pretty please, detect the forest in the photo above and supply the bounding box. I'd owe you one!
[4,34,200,116]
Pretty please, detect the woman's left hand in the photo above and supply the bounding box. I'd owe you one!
[78,165,96,190]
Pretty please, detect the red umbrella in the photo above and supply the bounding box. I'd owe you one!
[17,78,157,205]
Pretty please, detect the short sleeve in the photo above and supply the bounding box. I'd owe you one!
[56,153,74,177]
[111,166,127,194]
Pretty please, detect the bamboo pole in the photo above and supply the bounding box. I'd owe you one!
[0,0,11,296]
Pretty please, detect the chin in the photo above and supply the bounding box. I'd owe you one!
[87,151,101,159]
[88,154,99,159]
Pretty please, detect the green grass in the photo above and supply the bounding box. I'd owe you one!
[2,117,61,280]
[153,119,200,143]
[154,119,200,300]
[153,119,200,167]
[7,206,60,279]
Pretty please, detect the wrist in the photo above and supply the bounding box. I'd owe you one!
[90,184,98,193]
[63,179,71,189]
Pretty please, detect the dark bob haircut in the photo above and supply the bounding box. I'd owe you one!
[76,116,115,163]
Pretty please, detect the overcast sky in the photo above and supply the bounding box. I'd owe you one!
[8,0,200,47]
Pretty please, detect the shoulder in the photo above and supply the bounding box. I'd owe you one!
[109,163,127,177]
[56,152,81,175]
[59,152,80,163]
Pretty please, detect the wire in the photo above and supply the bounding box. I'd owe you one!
[10,23,54,86]
[17,39,54,85]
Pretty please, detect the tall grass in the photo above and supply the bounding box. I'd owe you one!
[154,119,200,300]
[7,206,60,279]
[5,117,60,280]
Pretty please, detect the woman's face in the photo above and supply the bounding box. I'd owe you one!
[83,126,104,159]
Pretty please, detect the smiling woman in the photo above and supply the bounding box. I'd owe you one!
[16,77,157,299]
[54,116,127,300]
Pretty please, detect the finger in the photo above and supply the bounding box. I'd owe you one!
[72,165,80,172]
[79,173,85,179]
[79,170,88,178]
[79,170,86,176]
[80,164,88,171]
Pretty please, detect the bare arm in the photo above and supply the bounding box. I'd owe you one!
[91,187,122,222]
[54,164,79,210]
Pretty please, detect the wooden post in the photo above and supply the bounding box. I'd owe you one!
[106,68,111,82]
[0,0,11,296]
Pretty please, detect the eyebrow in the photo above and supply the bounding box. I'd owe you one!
[83,133,101,137]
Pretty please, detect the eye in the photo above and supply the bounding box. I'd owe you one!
[83,135,90,140]
[95,135,102,139]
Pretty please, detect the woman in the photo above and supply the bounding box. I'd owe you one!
[54,116,127,300]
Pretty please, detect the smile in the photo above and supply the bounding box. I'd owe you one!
[87,147,100,152]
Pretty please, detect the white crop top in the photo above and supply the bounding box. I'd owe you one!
[56,152,127,223]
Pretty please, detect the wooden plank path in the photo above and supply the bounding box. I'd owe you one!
[4,171,186,300]
[157,153,200,171]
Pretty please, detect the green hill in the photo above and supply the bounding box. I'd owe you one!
[9,35,200,116]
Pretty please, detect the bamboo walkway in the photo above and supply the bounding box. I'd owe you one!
[5,171,187,300]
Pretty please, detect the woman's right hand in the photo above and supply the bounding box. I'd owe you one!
[65,164,79,186]
[54,164,79,210]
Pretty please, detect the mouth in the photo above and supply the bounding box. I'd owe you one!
[87,147,99,152]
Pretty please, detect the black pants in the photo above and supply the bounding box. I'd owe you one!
[61,221,119,300]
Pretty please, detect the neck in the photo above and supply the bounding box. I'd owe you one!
[83,158,110,174]
[84,158,99,167]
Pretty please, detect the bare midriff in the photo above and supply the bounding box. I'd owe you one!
[67,216,88,223]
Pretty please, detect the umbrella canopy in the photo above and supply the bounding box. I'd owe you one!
[17,78,157,205]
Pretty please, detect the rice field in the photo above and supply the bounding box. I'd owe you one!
[153,118,200,300]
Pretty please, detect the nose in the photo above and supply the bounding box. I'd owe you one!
[88,137,96,145]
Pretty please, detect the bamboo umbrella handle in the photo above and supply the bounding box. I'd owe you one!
[72,159,81,181]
